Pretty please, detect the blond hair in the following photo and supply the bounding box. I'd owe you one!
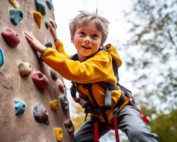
[69,10,109,45]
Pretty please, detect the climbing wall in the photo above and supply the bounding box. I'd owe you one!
[0,0,74,142]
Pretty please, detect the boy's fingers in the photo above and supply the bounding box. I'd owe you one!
[24,32,33,41]
[49,20,57,29]
[49,23,53,29]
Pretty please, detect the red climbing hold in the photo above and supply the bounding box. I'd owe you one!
[1,28,20,47]
[31,71,49,89]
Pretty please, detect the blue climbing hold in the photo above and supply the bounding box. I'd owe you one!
[46,0,53,10]
[35,0,46,15]
[14,99,26,116]
[9,9,23,26]
[0,48,4,67]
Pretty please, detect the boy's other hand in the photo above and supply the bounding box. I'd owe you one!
[49,20,58,41]
[24,32,46,53]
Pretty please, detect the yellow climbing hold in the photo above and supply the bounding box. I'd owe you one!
[33,11,42,28]
[50,100,59,111]
[54,128,63,142]
[9,0,20,9]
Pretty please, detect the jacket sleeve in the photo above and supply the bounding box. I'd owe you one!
[41,48,117,84]
[54,39,70,58]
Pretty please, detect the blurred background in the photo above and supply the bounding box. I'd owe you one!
[52,0,177,141]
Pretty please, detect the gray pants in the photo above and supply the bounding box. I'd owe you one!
[74,104,158,142]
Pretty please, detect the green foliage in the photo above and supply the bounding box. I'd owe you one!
[150,109,177,142]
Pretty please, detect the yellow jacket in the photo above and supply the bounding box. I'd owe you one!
[41,39,130,123]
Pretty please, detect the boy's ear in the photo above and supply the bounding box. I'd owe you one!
[99,43,103,49]
[71,37,74,43]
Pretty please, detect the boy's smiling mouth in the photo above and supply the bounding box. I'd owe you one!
[82,46,91,49]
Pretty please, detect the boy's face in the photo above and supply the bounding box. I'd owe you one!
[71,22,102,61]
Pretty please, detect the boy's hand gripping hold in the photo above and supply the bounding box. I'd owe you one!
[24,32,46,53]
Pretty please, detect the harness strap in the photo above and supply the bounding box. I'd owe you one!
[88,84,109,123]
[120,85,150,124]
[113,107,120,142]
[93,91,125,142]
[88,84,99,107]
[105,84,119,109]
[112,91,125,142]
[94,120,99,142]
[140,111,150,124]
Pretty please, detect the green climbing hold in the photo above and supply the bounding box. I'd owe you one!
[46,0,53,10]
[44,21,49,29]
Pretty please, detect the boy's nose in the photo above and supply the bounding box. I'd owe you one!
[84,39,90,45]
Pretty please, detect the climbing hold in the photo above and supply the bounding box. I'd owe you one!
[9,9,23,26]
[0,48,5,67]
[46,0,53,10]
[1,28,20,47]
[64,119,75,134]
[53,127,63,142]
[33,11,42,28]
[31,71,49,89]
[56,79,66,93]
[50,68,58,81]
[34,0,46,15]
[50,100,59,111]
[9,0,20,9]
[45,39,52,48]
[44,21,49,29]
[14,99,26,116]
[33,102,50,125]
[59,95,69,113]
[19,62,32,76]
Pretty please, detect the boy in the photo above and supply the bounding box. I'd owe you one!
[24,11,158,142]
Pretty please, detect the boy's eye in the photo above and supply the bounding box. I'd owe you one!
[79,32,85,35]
[92,34,98,38]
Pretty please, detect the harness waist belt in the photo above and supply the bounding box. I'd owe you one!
[85,91,125,116]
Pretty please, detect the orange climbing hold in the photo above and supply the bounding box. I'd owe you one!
[50,100,59,111]
[9,0,20,9]
[56,79,66,93]
[54,128,63,142]
[33,11,42,28]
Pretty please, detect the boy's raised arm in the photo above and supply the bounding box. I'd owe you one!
[49,20,70,58]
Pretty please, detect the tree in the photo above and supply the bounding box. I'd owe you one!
[122,0,177,112]
[70,101,87,131]
[119,0,177,141]
[150,109,177,142]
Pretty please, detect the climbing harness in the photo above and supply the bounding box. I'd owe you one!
[70,46,150,142]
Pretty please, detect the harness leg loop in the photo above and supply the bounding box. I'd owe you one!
[94,120,99,142]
